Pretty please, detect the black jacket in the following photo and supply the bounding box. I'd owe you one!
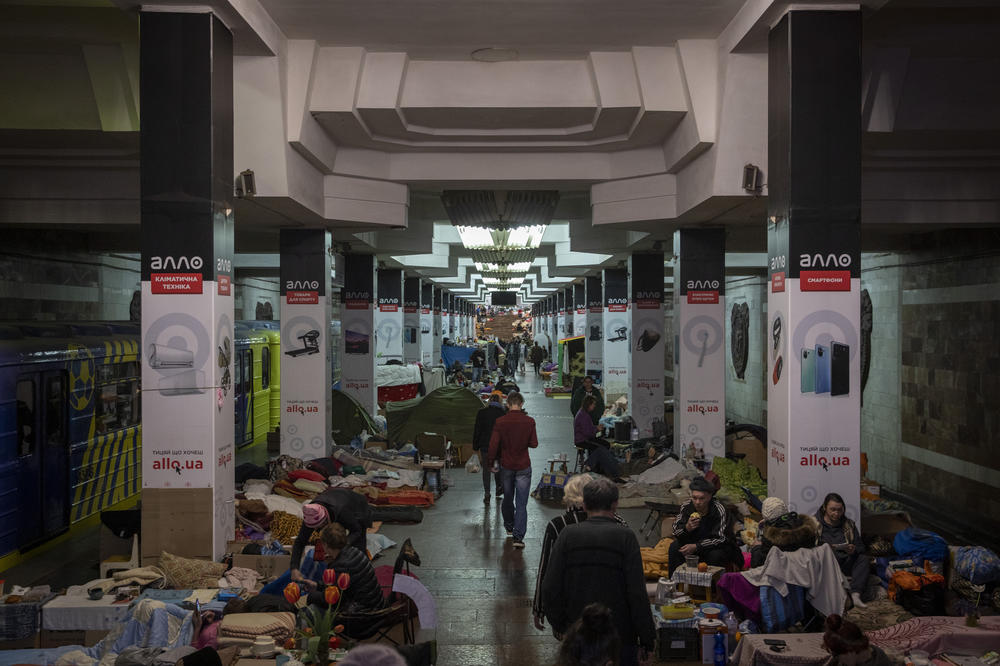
[324,545,385,613]
[540,516,655,651]
[290,488,373,570]
[671,498,732,553]
[472,403,506,451]
[750,513,820,568]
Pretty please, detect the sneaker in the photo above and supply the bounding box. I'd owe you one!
[483,493,491,504]
[512,539,525,548]
[505,528,514,537]
[496,490,504,498]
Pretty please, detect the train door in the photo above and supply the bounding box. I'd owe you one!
[234,348,253,446]
[16,371,69,549]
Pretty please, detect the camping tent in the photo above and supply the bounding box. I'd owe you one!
[331,389,380,445]
[385,385,484,447]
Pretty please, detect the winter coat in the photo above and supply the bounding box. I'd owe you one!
[750,513,820,568]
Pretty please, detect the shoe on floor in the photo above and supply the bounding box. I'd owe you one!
[483,493,490,504]
[496,490,504,497]
[505,528,514,537]
[512,539,525,548]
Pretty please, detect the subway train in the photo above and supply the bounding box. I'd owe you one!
[0,320,281,570]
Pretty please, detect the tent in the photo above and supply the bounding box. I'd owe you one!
[441,345,476,370]
[385,385,484,447]
[331,389,380,444]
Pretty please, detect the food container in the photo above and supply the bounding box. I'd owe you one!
[656,577,678,604]
[701,606,721,621]
[685,555,699,569]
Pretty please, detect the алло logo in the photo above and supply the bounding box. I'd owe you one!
[151,256,203,270]
[287,279,319,290]
[799,253,851,268]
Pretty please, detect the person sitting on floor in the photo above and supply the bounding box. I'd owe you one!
[291,487,374,588]
[555,603,621,666]
[749,497,820,568]
[815,492,870,609]
[668,477,741,575]
[310,523,385,614]
[822,614,892,666]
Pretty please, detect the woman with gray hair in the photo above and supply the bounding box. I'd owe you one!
[532,474,628,631]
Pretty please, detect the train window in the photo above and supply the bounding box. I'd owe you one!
[16,379,35,457]
[244,349,253,394]
[261,346,270,389]
[94,363,140,433]
[45,375,66,447]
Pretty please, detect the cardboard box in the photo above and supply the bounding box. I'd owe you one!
[861,479,881,497]
[231,553,292,578]
[141,488,215,565]
[732,436,766,479]
[0,634,40,650]
[660,516,676,540]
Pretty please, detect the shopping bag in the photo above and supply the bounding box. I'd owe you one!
[465,453,481,473]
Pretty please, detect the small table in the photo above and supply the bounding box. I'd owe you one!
[670,564,724,603]
[547,458,569,474]
[420,460,446,498]
[731,633,831,666]
[42,593,131,631]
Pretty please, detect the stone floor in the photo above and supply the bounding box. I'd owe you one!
[375,369,656,665]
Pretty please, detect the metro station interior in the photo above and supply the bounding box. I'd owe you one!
[0,0,998,664]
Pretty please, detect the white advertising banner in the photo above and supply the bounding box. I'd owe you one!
[674,230,726,461]
[375,268,403,364]
[341,254,376,416]
[140,207,236,559]
[279,229,333,460]
[629,253,665,438]
[603,268,629,401]
[432,287,443,366]
[585,276,603,382]
[767,217,861,522]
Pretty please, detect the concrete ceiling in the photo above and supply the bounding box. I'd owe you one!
[256,0,747,59]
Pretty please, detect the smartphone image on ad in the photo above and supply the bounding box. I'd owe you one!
[814,344,831,393]
[800,348,815,393]
[831,342,850,396]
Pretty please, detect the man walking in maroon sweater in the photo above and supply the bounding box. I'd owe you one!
[487,391,539,548]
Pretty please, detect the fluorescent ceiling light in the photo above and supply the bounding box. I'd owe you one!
[506,225,545,249]
[483,277,524,285]
[456,226,494,249]
[474,262,532,272]
[458,225,545,250]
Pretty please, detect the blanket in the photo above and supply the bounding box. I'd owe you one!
[85,567,167,595]
[640,538,672,580]
[867,615,1000,654]
[217,611,295,643]
[741,544,847,617]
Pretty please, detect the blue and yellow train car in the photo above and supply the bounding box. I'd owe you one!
[0,323,141,571]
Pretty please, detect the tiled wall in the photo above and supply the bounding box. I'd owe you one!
[0,234,140,321]
[861,230,1000,528]
[724,277,768,426]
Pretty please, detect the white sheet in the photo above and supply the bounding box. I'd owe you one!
[375,364,421,387]
[43,594,132,630]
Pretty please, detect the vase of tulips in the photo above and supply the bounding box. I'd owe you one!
[283,569,351,665]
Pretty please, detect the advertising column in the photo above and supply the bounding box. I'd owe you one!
[673,230,726,461]
[279,229,333,460]
[341,254,376,415]
[603,268,629,402]
[420,282,433,365]
[573,283,586,337]
[375,268,403,364]
[556,289,567,340]
[403,277,421,363]
[442,292,451,342]
[585,275,603,382]
[139,11,234,561]
[432,286,442,364]
[629,253,665,438]
[767,10,861,521]
[548,295,558,356]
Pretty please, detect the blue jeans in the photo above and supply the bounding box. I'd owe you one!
[471,366,482,382]
[500,466,532,540]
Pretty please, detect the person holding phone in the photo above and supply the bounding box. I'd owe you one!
[815,493,869,608]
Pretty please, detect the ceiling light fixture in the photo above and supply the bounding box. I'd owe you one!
[471,47,519,63]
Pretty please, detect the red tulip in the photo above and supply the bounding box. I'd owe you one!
[322,568,337,586]
[324,586,340,605]
[283,638,296,649]
[337,572,351,590]
[283,583,300,604]
[334,624,344,634]
[328,636,341,649]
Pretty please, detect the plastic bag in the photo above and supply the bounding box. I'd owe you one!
[465,453,481,473]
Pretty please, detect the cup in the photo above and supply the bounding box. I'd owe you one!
[251,636,276,657]
[685,555,699,569]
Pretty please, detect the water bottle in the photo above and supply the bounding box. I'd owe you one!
[630,426,639,441]
[725,612,738,654]
[713,632,726,666]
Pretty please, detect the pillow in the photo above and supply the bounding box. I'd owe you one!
[159,551,227,589]
[287,469,326,483]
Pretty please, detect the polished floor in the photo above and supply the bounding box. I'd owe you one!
[376,369,655,665]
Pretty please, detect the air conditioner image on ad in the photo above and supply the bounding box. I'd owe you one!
[149,343,194,369]
[285,329,320,357]
[159,369,206,396]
